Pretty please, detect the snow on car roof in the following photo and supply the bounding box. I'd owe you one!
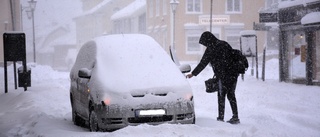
[91,34,190,93]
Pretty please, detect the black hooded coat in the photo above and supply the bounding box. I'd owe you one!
[191,31,240,120]
[191,31,238,80]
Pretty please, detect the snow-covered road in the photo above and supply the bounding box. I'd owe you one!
[0,63,319,137]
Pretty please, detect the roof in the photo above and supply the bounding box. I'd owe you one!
[111,0,146,21]
[301,12,320,25]
[278,0,319,9]
[74,0,113,19]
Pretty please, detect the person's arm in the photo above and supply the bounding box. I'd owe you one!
[190,48,212,77]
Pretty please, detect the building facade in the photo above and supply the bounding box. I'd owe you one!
[278,0,320,85]
[146,0,265,62]
[111,0,146,34]
[256,0,282,51]
[0,0,22,64]
[74,0,134,49]
[74,0,265,63]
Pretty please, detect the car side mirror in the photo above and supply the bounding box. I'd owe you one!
[179,64,191,73]
[78,68,92,79]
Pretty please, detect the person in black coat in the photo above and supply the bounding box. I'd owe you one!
[186,31,240,124]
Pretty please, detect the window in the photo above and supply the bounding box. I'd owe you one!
[187,36,201,53]
[149,0,154,18]
[225,27,242,49]
[286,31,307,79]
[226,0,242,13]
[227,35,240,49]
[156,0,160,16]
[163,0,167,15]
[186,0,202,13]
[184,25,207,54]
[138,13,146,34]
[266,0,278,8]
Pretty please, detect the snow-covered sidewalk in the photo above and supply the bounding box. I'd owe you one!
[0,63,319,137]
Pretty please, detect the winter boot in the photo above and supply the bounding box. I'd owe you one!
[227,117,240,124]
[217,116,224,122]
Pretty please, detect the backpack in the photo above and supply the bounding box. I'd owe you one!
[229,49,248,74]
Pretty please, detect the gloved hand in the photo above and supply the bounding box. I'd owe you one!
[186,74,194,78]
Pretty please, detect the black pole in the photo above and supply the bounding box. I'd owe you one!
[23,60,27,91]
[255,35,258,79]
[252,55,254,76]
[262,47,266,81]
[240,36,245,80]
[4,33,8,93]
[14,61,17,89]
[4,61,8,93]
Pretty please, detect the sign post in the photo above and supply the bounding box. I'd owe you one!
[240,30,258,79]
[3,32,30,93]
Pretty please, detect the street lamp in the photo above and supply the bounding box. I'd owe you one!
[170,0,179,50]
[26,0,37,63]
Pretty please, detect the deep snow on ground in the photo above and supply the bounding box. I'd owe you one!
[0,59,320,137]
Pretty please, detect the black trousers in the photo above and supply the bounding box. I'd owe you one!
[217,76,238,119]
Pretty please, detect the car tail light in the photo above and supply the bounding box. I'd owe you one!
[104,99,111,105]
[185,93,193,101]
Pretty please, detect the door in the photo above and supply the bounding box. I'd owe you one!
[287,31,307,80]
[77,77,91,118]
[71,76,81,114]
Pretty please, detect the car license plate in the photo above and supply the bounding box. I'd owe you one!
[136,109,166,116]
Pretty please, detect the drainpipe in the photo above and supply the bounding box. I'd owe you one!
[278,29,285,82]
[210,0,213,32]
[305,30,313,85]
[10,0,16,31]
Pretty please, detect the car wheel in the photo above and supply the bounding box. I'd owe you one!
[71,96,77,123]
[71,96,84,126]
[89,109,99,132]
[72,107,82,126]
[192,116,196,124]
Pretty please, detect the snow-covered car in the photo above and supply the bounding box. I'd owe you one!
[69,34,195,131]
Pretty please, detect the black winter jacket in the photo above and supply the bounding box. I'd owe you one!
[191,31,238,80]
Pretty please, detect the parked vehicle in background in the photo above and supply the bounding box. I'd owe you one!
[69,34,195,131]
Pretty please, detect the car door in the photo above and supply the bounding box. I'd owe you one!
[72,41,97,119]
[70,75,81,113]
[77,76,91,118]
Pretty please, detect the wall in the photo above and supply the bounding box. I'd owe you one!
[0,0,22,64]
[147,0,265,62]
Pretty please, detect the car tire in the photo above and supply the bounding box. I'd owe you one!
[89,109,99,132]
[71,96,83,127]
[192,116,196,124]
[72,107,82,126]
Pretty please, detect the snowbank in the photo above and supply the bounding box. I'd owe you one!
[0,59,320,137]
